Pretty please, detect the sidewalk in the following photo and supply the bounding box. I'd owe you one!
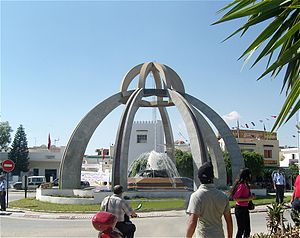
[0,204,272,220]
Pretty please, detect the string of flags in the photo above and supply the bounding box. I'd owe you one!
[237,115,277,131]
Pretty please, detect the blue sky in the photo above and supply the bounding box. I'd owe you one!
[1,0,298,154]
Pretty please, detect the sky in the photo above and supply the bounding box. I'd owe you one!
[1,0,299,155]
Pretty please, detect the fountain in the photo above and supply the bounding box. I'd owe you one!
[127,151,191,190]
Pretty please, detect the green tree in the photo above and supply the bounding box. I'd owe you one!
[214,1,300,130]
[223,150,264,183]
[0,121,13,152]
[242,151,265,180]
[223,151,232,185]
[8,125,29,176]
[289,162,299,184]
[128,158,147,177]
[175,149,193,178]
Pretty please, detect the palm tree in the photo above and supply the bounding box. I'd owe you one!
[214,0,299,131]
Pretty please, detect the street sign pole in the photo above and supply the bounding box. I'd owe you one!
[6,172,9,208]
[1,159,15,209]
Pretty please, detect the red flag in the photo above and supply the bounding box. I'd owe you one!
[271,115,277,118]
[48,133,51,150]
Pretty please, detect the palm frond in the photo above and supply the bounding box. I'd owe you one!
[214,0,300,130]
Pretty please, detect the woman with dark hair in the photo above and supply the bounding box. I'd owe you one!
[230,168,255,238]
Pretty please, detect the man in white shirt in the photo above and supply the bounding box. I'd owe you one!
[272,168,285,203]
[0,175,7,211]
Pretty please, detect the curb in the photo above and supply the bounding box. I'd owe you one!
[0,207,273,220]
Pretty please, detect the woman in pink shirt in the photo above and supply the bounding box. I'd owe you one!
[290,174,300,226]
[230,168,255,238]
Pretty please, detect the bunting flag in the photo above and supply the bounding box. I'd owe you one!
[245,124,249,128]
[259,120,263,123]
[48,133,51,150]
[251,122,255,126]
[271,115,277,118]
[263,124,266,131]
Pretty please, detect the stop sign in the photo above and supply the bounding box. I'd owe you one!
[1,159,15,172]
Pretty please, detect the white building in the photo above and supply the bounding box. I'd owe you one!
[279,147,299,167]
[128,120,164,166]
[0,146,64,182]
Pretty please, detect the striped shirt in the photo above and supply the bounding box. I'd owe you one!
[101,194,134,222]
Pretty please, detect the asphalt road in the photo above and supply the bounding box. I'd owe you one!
[7,190,36,202]
[0,211,294,238]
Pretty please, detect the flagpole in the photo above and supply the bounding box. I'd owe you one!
[237,120,240,139]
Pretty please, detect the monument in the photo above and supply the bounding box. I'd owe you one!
[59,62,244,190]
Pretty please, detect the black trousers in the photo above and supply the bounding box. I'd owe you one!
[275,185,284,203]
[235,205,250,238]
[116,221,136,238]
[0,191,6,211]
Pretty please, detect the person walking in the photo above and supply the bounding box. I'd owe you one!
[101,185,137,238]
[230,168,255,238]
[186,161,233,238]
[272,168,285,203]
[290,174,300,226]
[0,175,7,211]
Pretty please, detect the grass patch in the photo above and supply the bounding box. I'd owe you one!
[9,195,292,213]
[9,198,185,212]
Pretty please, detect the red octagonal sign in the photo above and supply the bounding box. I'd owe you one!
[1,159,15,172]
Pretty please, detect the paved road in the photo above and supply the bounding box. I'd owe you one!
[0,209,294,237]
[7,190,36,202]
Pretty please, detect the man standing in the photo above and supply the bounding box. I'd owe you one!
[186,161,233,238]
[272,168,285,203]
[0,175,7,211]
[101,185,137,238]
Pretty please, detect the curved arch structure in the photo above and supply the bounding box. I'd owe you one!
[60,62,244,189]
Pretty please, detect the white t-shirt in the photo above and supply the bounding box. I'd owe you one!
[186,184,230,238]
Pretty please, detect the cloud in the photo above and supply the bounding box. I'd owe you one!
[222,111,241,122]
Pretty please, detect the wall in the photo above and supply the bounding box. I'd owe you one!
[128,120,164,166]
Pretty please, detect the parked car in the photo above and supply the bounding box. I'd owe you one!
[12,176,46,190]
[52,178,90,188]
[13,181,23,190]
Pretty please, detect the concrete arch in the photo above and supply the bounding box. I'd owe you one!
[188,104,227,188]
[113,88,144,189]
[184,93,244,181]
[60,93,126,189]
[168,90,209,187]
[120,64,143,94]
[60,62,243,190]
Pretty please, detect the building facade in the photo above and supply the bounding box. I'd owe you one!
[0,146,64,182]
[219,129,280,167]
[279,147,299,167]
[127,120,164,166]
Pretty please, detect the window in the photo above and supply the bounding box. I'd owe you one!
[137,134,147,143]
[33,168,39,176]
[264,150,272,158]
